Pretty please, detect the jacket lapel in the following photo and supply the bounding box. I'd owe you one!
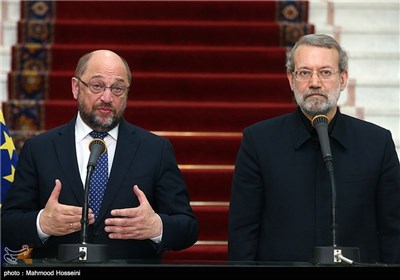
[54,117,85,206]
[96,120,140,222]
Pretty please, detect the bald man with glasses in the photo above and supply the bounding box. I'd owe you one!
[2,50,198,262]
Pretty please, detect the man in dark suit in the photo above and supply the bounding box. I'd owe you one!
[228,34,400,264]
[1,50,198,261]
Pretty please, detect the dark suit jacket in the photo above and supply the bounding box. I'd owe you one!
[228,108,400,264]
[2,117,198,260]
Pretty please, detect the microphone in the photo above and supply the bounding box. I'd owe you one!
[81,138,107,244]
[310,115,360,265]
[312,115,332,164]
[87,138,106,170]
[57,138,109,263]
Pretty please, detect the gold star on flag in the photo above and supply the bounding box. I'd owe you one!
[1,131,16,159]
[3,165,15,183]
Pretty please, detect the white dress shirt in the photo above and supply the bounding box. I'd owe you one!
[37,113,162,243]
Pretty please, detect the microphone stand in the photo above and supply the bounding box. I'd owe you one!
[311,115,360,265]
[57,140,109,263]
[81,164,95,244]
[326,156,337,249]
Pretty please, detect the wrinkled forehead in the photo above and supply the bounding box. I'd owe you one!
[294,45,339,69]
[84,52,128,81]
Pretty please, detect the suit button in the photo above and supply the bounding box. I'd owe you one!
[93,229,100,236]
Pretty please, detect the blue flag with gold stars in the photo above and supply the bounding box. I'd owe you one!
[1,108,18,205]
[1,108,18,264]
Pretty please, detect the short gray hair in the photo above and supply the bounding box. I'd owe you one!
[286,33,348,73]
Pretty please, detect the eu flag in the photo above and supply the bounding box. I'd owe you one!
[1,108,18,205]
[1,108,19,264]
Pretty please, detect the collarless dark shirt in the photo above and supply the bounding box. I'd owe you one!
[297,106,338,138]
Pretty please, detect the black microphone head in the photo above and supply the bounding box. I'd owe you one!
[311,115,329,128]
[311,114,332,163]
[87,138,107,168]
[89,138,107,154]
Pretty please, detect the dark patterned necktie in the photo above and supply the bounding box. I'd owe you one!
[89,131,109,219]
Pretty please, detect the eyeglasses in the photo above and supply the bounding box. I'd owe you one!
[76,77,129,97]
[292,69,341,82]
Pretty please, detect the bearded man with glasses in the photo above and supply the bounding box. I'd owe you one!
[2,50,198,262]
[228,34,400,265]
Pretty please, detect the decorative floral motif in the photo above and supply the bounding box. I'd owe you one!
[24,1,53,20]
[282,4,299,21]
[31,1,50,17]
[27,20,51,43]
[277,1,308,23]
[4,100,43,131]
[280,23,314,48]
